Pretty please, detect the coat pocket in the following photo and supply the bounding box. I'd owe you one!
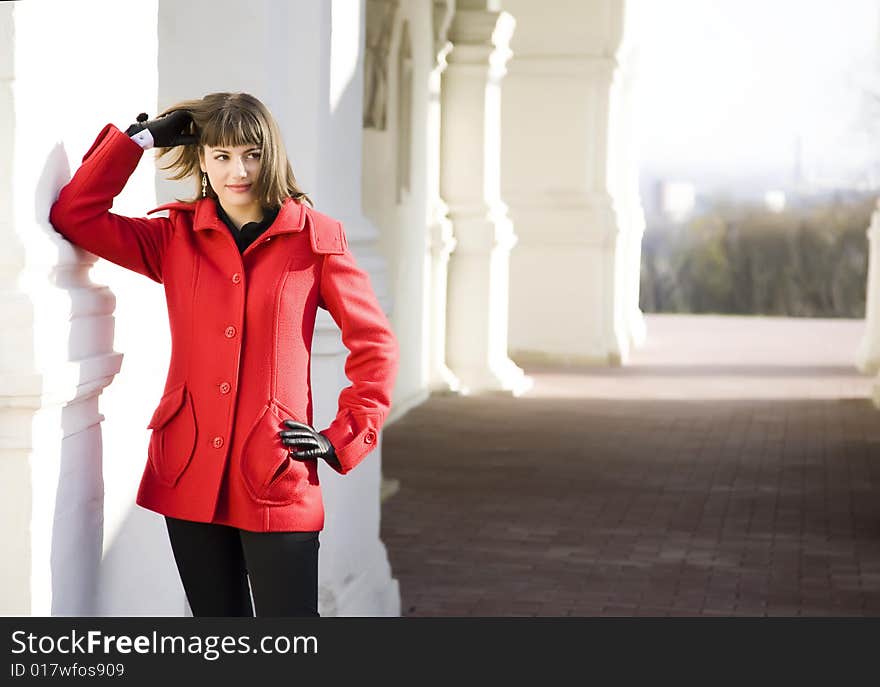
[147,383,198,487]
[240,400,316,506]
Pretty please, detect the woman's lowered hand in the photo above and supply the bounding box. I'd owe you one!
[280,420,342,471]
[125,110,198,148]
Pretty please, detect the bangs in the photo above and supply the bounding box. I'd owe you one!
[200,107,264,149]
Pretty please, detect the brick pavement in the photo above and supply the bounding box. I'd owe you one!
[379,315,880,616]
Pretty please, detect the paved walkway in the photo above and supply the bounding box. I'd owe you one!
[379,315,880,616]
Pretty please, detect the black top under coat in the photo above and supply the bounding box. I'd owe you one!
[215,200,280,254]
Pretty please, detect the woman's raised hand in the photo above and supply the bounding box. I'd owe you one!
[125,110,198,148]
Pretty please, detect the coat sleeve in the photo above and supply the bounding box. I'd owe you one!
[317,243,399,475]
[48,123,174,283]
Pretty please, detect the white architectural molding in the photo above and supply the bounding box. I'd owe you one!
[857,199,880,375]
[610,0,647,353]
[442,5,531,395]
[433,0,455,59]
[426,3,459,394]
[364,0,429,415]
[310,0,401,616]
[0,0,141,616]
[362,0,465,406]
[427,198,460,392]
[364,0,400,130]
[502,0,645,366]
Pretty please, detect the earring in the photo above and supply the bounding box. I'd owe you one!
[201,173,207,197]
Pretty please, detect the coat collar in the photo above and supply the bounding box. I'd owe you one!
[147,197,306,238]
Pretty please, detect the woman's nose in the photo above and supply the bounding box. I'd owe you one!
[234,157,247,177]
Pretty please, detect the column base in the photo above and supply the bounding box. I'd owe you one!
[510,349,621,367]
[430,363,464,394]
[856,335,880,375]
[450,356,533,396]
[320,542,401,617]
[628,307,647,350]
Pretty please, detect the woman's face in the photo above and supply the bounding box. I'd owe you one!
[200,143,262,212]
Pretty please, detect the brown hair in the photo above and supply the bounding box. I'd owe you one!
[155,92,312,208]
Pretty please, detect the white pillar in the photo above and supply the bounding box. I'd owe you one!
[857,199,880,375]
[361,0,458,411]
[609,0,647,353]
[427,0,461,393]
[442,3,531,395]
[502,0,644,365]
[313,0,400,616]
[0,0,148,615]
[427,199,460,392]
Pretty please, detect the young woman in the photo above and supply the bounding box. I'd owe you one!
[49,92,399,617]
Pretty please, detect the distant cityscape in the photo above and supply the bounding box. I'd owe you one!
[640,142,880,227]
[635,0,880,228]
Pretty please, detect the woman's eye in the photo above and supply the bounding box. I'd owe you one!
[213,153,258,160]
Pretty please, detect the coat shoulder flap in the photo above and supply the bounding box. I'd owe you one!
[147,201,197,216]
[306,207,347,255]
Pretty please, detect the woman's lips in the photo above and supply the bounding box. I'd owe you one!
[226,184,252,193]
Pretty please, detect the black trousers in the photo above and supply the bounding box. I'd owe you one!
[164,516,320,617]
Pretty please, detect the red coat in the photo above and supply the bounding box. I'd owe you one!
[49,123,399,532]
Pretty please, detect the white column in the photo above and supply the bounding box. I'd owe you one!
[361,0,456,413]
[441,3,531,395]
[609,0,647,353]
[0,0,149,615]
[857,199,880,376]
[427,0,461,393]
[427,199,460,392]
[502,0,644,365]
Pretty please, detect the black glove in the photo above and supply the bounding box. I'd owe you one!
[280,420,342,471]
[125,110,198,148]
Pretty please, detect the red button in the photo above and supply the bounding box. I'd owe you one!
[212,436,224,449]
[231,273,242,284]
[364,431,376,444]
[219,382,231,394]
[224,326,236,338]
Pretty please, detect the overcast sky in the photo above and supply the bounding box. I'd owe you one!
[635,0,880,189]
